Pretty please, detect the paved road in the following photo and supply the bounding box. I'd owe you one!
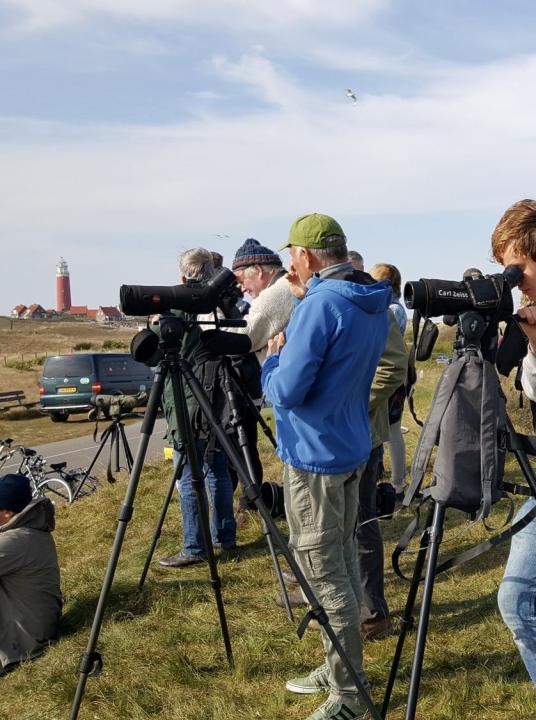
[2,417,169,474]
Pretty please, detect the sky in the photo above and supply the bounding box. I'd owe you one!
[1,0,535,314]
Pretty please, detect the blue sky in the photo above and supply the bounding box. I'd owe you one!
[1,0,535,313]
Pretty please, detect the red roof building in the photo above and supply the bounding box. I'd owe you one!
[96,306,124,323]
[10,304,27,318]
[24,304,47,319]
[68,306,88,317]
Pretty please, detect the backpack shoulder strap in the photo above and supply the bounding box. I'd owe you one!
[476,358,501,523]
[406,310,422,427]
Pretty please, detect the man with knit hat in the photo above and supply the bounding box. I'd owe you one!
[231,238,295,363]
[262,213,392,720]
[0,474,62,674]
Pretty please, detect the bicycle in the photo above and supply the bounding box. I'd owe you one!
[14,448,98,507]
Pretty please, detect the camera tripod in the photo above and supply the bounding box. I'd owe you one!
[72,416,134,501]
[382,315,536,720]
[137,358,297,621]
[69,315,381,720]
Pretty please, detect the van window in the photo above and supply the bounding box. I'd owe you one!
[95,356,150,378]
[43,356,93,378]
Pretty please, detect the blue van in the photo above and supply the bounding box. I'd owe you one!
[39,353,154,422]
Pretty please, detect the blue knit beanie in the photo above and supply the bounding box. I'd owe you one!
[232,238,282,271]
[0,474,32,513]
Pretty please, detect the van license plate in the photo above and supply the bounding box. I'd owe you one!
[58,387,76,393]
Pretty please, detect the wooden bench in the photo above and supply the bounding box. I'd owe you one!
[0,390,37,411]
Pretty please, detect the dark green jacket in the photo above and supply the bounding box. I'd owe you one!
[152,310,207,449]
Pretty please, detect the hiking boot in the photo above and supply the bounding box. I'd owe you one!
[158,552,205,568]
[276,589,307,608]
[361,616,392,641]
[305,698,369,720]
[286,662,330,694]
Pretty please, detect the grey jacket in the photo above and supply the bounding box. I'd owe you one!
[0,498,62,668]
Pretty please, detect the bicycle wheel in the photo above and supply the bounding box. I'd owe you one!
[66,469,100,499]
[36,477,73,507]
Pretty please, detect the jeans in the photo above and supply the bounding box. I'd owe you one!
[498,497,536,684]
[357,445,389,624]
[283,463,369,704]
[174,443,236,558]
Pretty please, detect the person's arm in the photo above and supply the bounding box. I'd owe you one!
[262,300,332,409]
[0,533,24,576]
[515,307,536,401]
[369,311,408,411]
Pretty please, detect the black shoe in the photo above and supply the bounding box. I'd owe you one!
[213,542,238,552]
[158,551,205,568]
[276,589,307,608]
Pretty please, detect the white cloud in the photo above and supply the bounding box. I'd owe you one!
[1,52,535,242]
[189,90,222,101]
[313,45,455,79]
[3,0,387,33]
[2,50,536,310]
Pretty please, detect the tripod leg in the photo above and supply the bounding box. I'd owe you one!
[113,423,120,473]
[235,436,294,622]
[118,421,134,473]
[226,364,277,449]
[138,451,187,590]
[381,502,435,718]
[69,363,168,720]
[405,502,445,720]
[180,358,381,720]
[71,425,114,502]
[222,363,294,622]
[168,363,234,668]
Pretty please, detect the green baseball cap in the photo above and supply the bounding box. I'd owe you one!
[278,213,346,251]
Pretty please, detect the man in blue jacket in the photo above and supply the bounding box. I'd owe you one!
[262,213,391,720]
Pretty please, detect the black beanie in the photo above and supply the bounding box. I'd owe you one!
[0,474,32,513]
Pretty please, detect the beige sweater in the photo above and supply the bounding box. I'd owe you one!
[234,271,295,363]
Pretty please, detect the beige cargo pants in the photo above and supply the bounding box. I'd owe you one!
[283,463,368,703]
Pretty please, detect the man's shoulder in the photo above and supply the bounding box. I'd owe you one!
[253,275,293,308]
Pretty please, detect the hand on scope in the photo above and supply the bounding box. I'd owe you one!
[286,264,308,300]
[517,306,536,353]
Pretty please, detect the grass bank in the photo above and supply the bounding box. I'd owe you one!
[1,321,536,718]
[2,433,536,719]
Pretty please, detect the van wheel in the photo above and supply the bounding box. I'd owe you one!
[50,412,69,423]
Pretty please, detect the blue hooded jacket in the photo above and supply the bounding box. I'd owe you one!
[261,274,391,474]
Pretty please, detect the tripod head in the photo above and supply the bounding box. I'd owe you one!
[446,309,500,363]
[131,313,250,368]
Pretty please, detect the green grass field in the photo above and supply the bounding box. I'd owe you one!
[2,329,536,719]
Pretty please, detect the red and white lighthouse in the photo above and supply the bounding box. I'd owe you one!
[56,258,72,313]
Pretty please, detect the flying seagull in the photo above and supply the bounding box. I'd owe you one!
[345,88,358,103]
[214,234,230,238]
